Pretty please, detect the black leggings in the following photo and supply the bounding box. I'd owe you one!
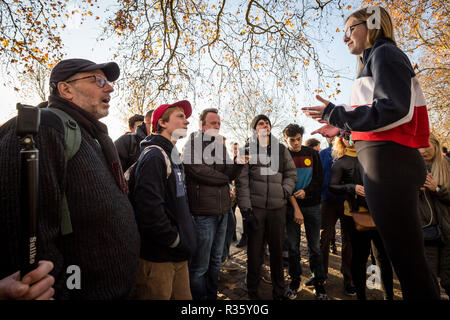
[355,140,440,300]
[350,227,393,300]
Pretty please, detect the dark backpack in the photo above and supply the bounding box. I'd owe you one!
[124,145,172,204]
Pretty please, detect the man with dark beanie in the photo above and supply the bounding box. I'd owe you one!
[236,114,297,300]
[0,58,140,299]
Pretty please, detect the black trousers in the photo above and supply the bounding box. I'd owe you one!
[247,206,286,299]
[320,200,353,285]
[356,140,440,300]
[350,226,394,300]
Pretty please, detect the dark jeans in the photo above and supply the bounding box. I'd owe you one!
[285,205,303,281]
[222,208,236,261]
[189,213,228,300]
[356,140,440,300]
[247,207,286,299]
[349,225,394,300]
[320,200,352,285]
[301,204,326,283]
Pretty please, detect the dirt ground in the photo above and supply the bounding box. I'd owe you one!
[218,208,448,300]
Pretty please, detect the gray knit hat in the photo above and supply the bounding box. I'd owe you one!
[251,114,271,130]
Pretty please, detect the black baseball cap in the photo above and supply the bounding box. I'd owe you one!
[49,58,120,87]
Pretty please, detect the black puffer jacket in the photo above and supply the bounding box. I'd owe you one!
[329,151,367,212]
[183,131,243,216]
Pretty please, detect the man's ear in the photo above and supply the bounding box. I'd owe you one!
[57,82,73,100]
[158,118,167,130]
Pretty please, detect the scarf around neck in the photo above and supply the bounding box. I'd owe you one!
[48,95,128,194]
[344,147,357,158]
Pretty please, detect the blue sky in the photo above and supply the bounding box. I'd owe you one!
[0,1,359,148]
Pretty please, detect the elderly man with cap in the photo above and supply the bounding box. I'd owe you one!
[131,101,197,300]
[235,114,297,300]
[0,58,140,299]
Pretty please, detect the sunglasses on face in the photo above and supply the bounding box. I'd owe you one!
[344,21,366,40]
[65,74,111,88]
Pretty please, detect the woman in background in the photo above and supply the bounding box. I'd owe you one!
[418,134,450,297]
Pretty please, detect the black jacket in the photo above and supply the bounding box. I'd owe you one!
[418,181,450,245]
[328,153,368,212]
[183,131,243,216]
[114,122,149,172]
[114,133,141,172]
[132,134,197,262]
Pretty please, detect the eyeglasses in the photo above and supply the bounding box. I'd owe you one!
[65,75,111,88]
[344,21,366,39]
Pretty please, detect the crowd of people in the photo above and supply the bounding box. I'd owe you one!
[0,6,449,301]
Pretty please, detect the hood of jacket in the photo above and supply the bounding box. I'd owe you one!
[141,133,173,154]
[136,122,149,140]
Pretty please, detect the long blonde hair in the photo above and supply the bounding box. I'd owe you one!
[346,6,396,73]
[332,137,356,160]
[429,133,450,189]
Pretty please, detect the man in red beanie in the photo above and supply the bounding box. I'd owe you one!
[131,101,197,300]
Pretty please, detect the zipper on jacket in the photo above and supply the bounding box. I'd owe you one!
[196,185,200,200]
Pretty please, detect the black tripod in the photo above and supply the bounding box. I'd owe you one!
[16,103,40,279]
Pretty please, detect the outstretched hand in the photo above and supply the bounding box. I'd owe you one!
[303,95,339,138]
[301,95,330,121]
[311,123,340,138]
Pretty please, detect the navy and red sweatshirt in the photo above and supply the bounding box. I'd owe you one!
[323,37,430,149]
[288,146,323,207]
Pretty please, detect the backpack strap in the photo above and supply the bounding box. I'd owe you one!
[47,108,81,236]
[144,145,172,178]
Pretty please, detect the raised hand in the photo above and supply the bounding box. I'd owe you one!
[301,95,330,121]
